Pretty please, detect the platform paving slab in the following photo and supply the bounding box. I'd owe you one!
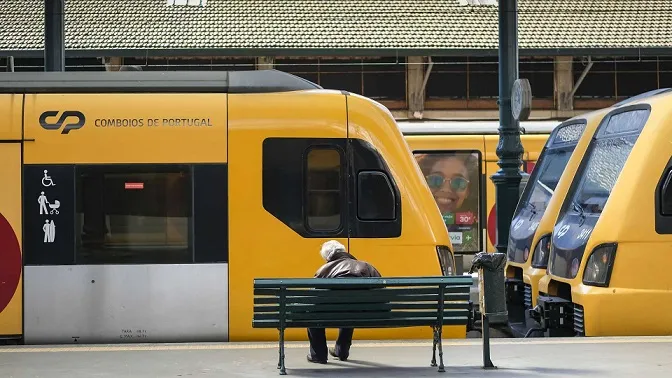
[0,337,671,377]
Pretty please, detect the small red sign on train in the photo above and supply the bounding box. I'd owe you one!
[125,182,144,190]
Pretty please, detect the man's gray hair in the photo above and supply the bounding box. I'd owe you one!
[320,240,346,261]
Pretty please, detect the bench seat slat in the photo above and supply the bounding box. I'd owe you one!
[254,293,470,305]
[252,316,470,329]
[253,301,470,313]
[254,309,470,321]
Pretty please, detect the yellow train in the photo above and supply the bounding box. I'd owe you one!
[504,90,669,337]
[534,88,672,336]
[504,108,617,336]
[400,121,554,272]
[0,70,456,344]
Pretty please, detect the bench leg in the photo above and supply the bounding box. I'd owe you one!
[436,326,445,373]
[278,328,287,375]
[430,326,438,367]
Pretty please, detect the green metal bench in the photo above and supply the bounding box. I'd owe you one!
[252,276,481,375]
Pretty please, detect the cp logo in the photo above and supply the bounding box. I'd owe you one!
[556,224,571,238]
[39,111,86,134]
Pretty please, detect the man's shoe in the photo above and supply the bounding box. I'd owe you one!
[329,347,348,361]
[306,354,327,364]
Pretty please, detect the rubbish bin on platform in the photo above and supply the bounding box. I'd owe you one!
[470,252,508,324]
[469,252,508,369]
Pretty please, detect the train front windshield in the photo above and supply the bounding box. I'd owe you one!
[508,123,584,264]
[549,109,650,279]
[524,150,572,216]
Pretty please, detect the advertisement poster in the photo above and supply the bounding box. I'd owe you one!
[415,152,480,253]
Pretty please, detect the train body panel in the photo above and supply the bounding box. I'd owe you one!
[23,264,229,343]
[343,94,461,340]
[0,95,23,338]
[18,90,230,343]
[227,90,350,342]
[22,93,228,164]
[227,90,457,341]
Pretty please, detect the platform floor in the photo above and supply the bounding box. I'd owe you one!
[1,336,671,377]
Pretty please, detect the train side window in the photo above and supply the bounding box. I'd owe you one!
[413,150,482,253]
[660,168,672,216]
[75,165,192,264]
[357,170,396,220]
[305,147,343,232]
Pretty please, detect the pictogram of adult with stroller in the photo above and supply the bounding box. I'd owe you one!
[38,191,60,215]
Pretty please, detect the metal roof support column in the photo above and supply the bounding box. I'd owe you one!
[103,57,124,71]
[44,0,65,72]
[256,57,275,70]
[570,56,593,100]
[491,0,523,254]
[555,56,574,114]
[408,56,430,119]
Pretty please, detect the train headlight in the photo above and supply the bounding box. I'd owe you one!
[436,245,456,276]
[582,243,617,287]
[530,234,552,269]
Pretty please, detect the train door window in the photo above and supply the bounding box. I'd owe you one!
[655,164,672,234]
[357,171,396,220]
[414,151,482,253]
[75,165,192,264]
[660,168,672,216]
[305,147,343,232]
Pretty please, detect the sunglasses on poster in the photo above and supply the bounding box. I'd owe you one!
[425,174,469,192]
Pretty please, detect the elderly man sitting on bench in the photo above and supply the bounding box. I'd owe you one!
[306,240,382,364]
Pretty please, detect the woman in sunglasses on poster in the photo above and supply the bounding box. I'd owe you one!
[416,152,480,253]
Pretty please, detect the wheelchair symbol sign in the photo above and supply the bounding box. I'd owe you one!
[42,170,56,187]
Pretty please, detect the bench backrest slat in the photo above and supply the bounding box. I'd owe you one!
[252,276,473,330]
[254,293,470,305]
[253,301,470,313]
[254,309,471,321]
[253,286,471,297]
[253,276,474,288]
[252,316,470,328]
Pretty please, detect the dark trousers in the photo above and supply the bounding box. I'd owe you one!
[307,327,354,361]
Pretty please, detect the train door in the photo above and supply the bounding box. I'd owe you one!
[344,134,403,258]
[0,95,23,340]
[227,91,349,341]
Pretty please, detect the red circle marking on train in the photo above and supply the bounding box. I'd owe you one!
[487,205,497,246]
[0,213,21,313]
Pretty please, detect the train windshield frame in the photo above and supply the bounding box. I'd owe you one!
[564,108,650,217]
[517,121,586,217]
[519,146,573,215]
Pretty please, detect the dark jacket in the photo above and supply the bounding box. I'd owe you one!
[314,251,381,279]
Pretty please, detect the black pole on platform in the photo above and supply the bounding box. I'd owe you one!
[491,0,523,253]
[44,0,65,72]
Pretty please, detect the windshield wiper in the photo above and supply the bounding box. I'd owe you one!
[525,202,538,220]
[572,201,586,224]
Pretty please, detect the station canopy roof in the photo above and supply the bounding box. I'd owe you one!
[1,0,671,57]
